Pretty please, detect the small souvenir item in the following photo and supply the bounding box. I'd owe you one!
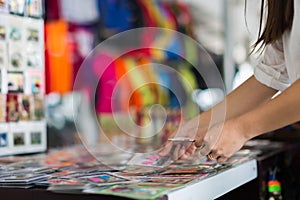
[7,93,20,121]
[0,94,7,121]
[30,131,41,145]
[27,28,39,42]
[80,173,135,186]
[32,94,44,120]
[19,94,32,121]
[0,132,8,147]
[9,0,26,15]
[128,153,172,168]
[7,71,24,93]
[13,132,25,146]
[26,0,43,18]
[0,25,5,40]
[0,42,8,68]
[24,70,43,94]
[0,0,9,13]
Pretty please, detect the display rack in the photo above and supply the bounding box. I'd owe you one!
[0,0,46,156]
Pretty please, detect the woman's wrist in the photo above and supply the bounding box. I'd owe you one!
[233,116,256,141]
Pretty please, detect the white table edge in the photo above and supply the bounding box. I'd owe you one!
[167,159,258,200]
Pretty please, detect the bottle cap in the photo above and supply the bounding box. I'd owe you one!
[268,180,281,193]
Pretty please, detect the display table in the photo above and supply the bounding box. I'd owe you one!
[0,159,257,200]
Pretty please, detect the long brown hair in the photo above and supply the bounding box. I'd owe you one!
[253,0,294,50]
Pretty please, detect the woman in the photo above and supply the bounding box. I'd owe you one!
[161,0,300,162]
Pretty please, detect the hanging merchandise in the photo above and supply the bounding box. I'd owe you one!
[268,167,283,200]
[68,23,97,85]
[44,0,60,20]
[114,57,134,112]
[140,0,171,61]
[154,66,171,106]
[97,0,144,38]
[92,52,118,113]
[136,0,155,27]
[45,20,73,94]
[41,0,205,147]
[141,0,173,28]
[168,1,194,36]
[59,0,99,24]
[123,57,157,109]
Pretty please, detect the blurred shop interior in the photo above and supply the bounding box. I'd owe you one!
[44,0,262,147]
[1,0,300,200]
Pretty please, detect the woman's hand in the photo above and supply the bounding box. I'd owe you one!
[199,119,249,163]
[158,115,207,160]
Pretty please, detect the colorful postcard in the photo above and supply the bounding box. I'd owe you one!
[121,165,164,176]
[9,51,22,69]
[13,132,25,146]
[0,132,8,147]
[26,0,43,18]
[24,16,43,69]
[0,25,5,40]
[0,94,6,122]
[6,94,20,122]
[0,173,47,183]
[0,69,2,92]
[47,178,85,186]
[0,42,8,69]
[7,71,24,93]
[26,49,42,68]
[128,153,172,168]
[84,184,170,200]
[0,0,9,13]
[32,94,44,120]
[80,173,135,186]
[9,0,26,15]
[9,27,22,42]
[30,131,41,145]
[27,28,39,42]
[19,94,32,121]
[25,70,44,94]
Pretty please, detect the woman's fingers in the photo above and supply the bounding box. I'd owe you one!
[171,144,182,160]
[199,141,211,156]
[157,140,174,156]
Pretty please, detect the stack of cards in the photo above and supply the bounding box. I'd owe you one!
[46,178,87,193]
[127,153,172,168]
[0,173,48,188]
[0,144,254,199]
[80,173,137,186]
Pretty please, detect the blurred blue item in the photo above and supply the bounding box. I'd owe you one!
[97,0,138,32]
[165,36,183,60]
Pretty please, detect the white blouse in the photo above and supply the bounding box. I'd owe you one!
[254,0,300,91]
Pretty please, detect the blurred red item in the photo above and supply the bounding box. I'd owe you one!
[45,20,73,94]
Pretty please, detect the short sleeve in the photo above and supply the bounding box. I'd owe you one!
[254,39,290,91]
